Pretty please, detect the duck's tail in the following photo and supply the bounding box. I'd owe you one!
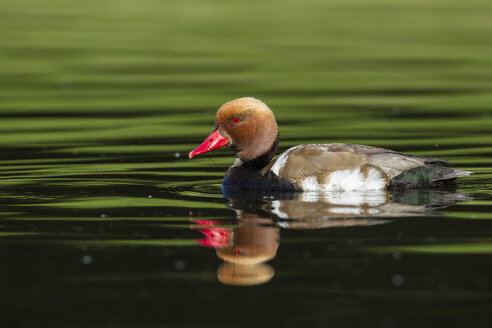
[389,165,472,189]
[434,169,472,182]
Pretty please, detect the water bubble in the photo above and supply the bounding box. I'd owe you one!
[148,195,152,198]
[173,260,186,270]
[392,251,402,260]
[82,255,93,265]
[100,214,106,218]
[174,153,181,158]
[391,274,405,286]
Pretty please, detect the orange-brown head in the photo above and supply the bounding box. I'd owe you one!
[189,97,278,163]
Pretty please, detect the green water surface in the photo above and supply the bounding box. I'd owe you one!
[1,0,491,327]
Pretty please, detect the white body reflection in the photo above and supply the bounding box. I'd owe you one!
[193,188,469,285]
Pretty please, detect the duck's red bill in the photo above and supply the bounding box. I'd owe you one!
[189,129,229,159]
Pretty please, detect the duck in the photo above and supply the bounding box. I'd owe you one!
[188,97,471,192]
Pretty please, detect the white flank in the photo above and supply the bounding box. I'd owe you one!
[323,168,386,191]
[270,147,294,175]
[364,168,387,191]
[301,176,320,192]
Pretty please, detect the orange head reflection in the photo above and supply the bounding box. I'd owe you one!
[192,213,279,286]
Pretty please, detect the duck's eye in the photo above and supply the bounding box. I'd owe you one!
[232,117,240,124]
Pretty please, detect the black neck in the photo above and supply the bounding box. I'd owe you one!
[239,133,279,170]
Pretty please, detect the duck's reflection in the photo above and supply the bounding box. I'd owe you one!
[193,188,469,286]
[216,213,278,286]
[193,214,279,286]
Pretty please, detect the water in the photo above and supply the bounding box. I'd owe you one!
[1,0,492,327]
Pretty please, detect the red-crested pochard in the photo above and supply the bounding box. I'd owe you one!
[189,97,471,191]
